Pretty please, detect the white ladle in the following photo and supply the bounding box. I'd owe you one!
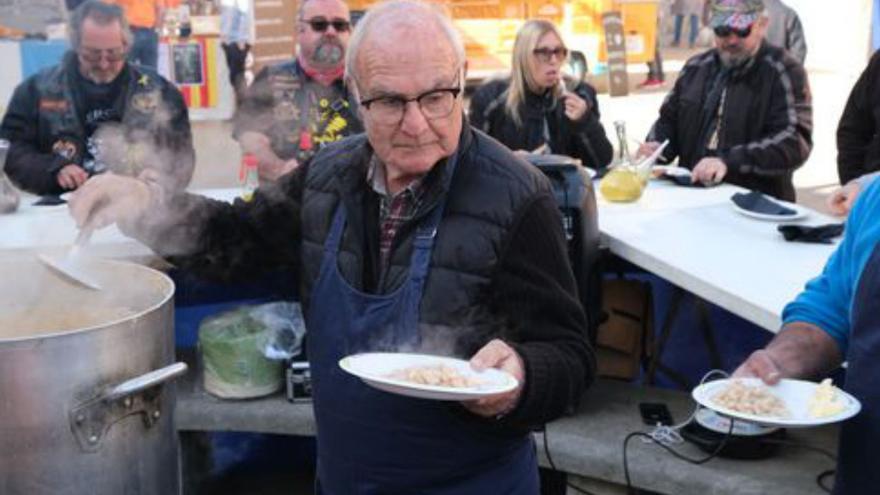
[39,204,103,290]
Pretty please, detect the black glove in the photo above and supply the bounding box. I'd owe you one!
[731,191,796,216]
[33,195,66,206]
[659,172,708,187]
[777,223,845,244]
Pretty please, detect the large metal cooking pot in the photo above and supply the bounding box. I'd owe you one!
[0,257,185,495]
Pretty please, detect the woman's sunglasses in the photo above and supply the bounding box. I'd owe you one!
[305,17,351,33]
[533,46,569,63]
[713,25,753,39]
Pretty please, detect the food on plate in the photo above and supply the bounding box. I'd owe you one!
[712,380,790,418]
[808,378,847,418]
[387,364,483,388]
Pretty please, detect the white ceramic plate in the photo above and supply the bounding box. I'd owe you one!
[732,200,808,222]
[692,378,861,428]
[339,352,518,401]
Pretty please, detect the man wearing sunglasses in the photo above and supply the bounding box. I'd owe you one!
[0,0,194,196]
[70,2,594,492]
[233,0,362,184]
[638,0,811,201]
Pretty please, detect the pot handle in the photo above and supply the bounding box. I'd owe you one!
[103,362,188,402]
[69,362,188,453]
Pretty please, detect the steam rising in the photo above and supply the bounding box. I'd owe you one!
[349,307,514,361]
[92,95,194,193]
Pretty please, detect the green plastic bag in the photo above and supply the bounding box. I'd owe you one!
[199,307,283,399]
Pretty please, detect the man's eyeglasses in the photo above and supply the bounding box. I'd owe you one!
[713,25,753,39]
[359,73,463,125]
[78,47,127,63]
[304,17,351,33]
[533,46,568,63]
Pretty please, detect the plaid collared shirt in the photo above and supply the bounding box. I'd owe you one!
[368,156,426,277]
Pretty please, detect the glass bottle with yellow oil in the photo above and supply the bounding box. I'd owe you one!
[599,121,646,202]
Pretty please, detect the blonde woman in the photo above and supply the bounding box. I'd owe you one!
[469,19,612,170]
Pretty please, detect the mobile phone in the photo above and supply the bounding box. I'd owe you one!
[639,402,674,426]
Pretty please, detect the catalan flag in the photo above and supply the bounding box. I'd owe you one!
[163,36,220,109]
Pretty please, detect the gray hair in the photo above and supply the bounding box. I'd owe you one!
[344,0,465,85]
[69,0,133,50]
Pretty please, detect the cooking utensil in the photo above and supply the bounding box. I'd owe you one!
[38,199,104,290]
[0,257,182,494]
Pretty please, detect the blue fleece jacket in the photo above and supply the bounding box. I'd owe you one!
[782,178,880,354]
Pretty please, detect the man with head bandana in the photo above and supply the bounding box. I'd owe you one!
[637,0,812,201]
[233,0,363,184]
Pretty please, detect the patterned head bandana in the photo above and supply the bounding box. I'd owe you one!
[709,0,765,29]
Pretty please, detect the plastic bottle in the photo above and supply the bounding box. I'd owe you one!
[239,154,259,202]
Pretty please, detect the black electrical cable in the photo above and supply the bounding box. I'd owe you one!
[622,418,735,493]
[541,425,598,495]
[754,438,837,493]
[816,469,836,494]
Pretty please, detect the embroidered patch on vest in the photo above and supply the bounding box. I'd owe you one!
[52,139,78,160]
[39,99,69,112]
[131,91,160,113]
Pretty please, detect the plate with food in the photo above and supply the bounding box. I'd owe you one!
[692,378,861,428]
[339,352,518,401]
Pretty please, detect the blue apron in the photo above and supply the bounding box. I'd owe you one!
[305,158,538,495]
[834,242,880,494]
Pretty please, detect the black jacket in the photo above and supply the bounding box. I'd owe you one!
[130,124,596,431]
[837,50,880,185]
[468,78,613,170]
[648,42,812,201]
[0,52,194,195]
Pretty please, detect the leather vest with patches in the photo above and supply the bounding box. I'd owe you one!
[264,61,362,163]
[34,54,170,176]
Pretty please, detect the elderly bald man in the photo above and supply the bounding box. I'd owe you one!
[68,2,595,492]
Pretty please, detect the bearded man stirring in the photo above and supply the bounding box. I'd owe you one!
[233,0,363,183]
[637,0,812,201]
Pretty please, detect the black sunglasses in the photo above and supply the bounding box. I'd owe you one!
[305,17,351,33]
[713,25,753,39]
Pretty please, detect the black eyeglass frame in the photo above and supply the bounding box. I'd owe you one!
[303,17,351,33]
[359,86,463,122]
[713,24,753,39]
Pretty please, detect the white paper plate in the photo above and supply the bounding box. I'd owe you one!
[692,378,861,428]
[339,352,518,401]
[732,200,808,222]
